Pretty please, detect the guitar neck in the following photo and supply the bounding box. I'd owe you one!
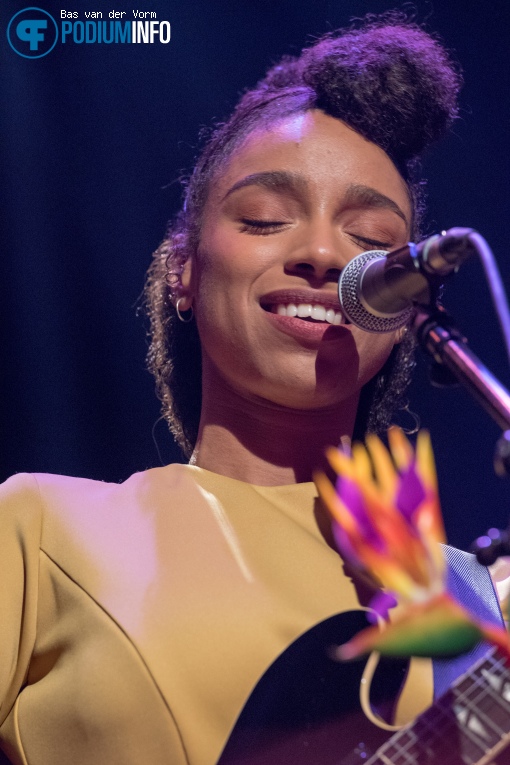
[366,648,510,765]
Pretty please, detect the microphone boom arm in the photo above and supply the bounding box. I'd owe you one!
[413,304,510,458]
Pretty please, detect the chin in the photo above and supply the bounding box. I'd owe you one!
[253,375,360,411]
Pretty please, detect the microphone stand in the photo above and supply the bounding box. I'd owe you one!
[412,304,510,564]
[413,305,510,433]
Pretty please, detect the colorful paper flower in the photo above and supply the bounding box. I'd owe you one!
[314,427,510,661]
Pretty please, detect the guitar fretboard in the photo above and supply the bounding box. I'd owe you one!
[365,649,510,765]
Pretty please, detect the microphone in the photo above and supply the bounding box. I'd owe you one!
[338,227,477,333]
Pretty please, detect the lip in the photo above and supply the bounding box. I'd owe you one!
[262,307,351,345]
[259,287,350,345]
[259,288,342,312]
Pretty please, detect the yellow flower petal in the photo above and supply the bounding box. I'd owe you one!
[351,441,375,484]
[365,433,398,501]
[313,472,358,535]
[416,430,439,495]
[324,447,357,481]
[387,426,413,471]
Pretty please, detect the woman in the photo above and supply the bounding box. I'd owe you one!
[0,15,502,765]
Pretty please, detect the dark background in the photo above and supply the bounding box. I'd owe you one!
[1,0,509,551]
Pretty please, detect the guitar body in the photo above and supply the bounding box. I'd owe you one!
[218,610,408,765]
[218,611,510,765]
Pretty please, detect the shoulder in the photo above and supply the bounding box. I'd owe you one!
[0,471,42,504]
[0,473,45,537]
[0,465,201,588]
[0,471,114,526]
[0,462,205,534]
[0,464,229,564]
[0,463,188,507]
[0,466,182,536]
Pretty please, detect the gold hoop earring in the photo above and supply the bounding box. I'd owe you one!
[176,297,194,323]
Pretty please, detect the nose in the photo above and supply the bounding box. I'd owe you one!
[284,219,345,283]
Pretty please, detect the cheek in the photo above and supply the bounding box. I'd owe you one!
[192,247,242,323]
[191,237,238,329]
[191,237,256,362]
[196,216,279,286]
[191,227,275,336]
[355,332,396,382]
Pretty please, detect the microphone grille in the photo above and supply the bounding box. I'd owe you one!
[338,250,414,333]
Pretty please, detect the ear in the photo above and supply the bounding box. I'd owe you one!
[174,257,194,311]
[180,257,193,291]
[394,326,407,344]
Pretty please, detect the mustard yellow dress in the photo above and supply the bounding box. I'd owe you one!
[0,465,433,765]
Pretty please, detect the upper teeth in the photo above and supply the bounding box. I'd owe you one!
[274,303,344,324]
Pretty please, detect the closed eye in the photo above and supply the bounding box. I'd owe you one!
[239,218,289,235]
[349,234,393,250]
[239,221,395,248]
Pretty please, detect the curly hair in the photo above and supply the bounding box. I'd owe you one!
[145,13,461,458]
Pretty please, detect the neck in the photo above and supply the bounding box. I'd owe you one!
[191,364,359,486]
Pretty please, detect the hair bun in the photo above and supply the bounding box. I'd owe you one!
[300,20,462,167]
[260,55,302,90]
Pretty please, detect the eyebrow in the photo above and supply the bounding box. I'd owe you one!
[222,171,307,201]
[343,183,408,225]
[222,171,408,226]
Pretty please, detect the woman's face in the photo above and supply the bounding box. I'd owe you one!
[184,110,412,410]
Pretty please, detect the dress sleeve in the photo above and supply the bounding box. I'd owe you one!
[0,474,42,727]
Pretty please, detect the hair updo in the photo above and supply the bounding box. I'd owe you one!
[144,13,462,458]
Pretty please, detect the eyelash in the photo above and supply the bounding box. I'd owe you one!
[239,219,393,250]
[239,219,287,235]
[349,235,393,250]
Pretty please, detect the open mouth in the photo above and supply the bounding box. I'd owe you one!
[261,302,350,325]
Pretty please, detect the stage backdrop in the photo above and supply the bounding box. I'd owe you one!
[1,0,509,551]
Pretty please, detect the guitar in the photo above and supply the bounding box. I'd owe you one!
[217,611,510,765]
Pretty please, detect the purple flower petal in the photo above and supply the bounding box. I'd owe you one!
[336,476,385,552]
[396,461,425,521]
[332,521,359,565]
[367,591,398,623]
